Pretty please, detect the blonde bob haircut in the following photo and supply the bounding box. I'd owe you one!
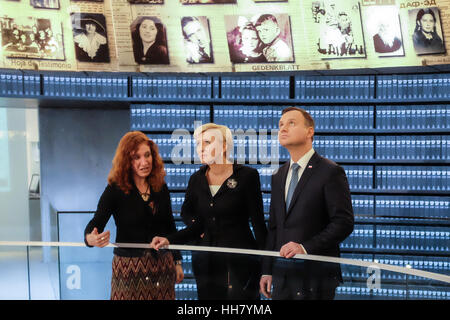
[193,123,234,162]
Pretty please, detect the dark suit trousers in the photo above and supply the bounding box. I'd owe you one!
[271,259,340,300]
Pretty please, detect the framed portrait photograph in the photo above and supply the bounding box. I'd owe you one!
[71,13,110,63]
[128,0,163,3]
[311,0,366,59]
[180,0,236,4]
[1,15,65,60]
[225,13,294,63]
[409,7,445,55]
[30,0,60,9]
[130,16,169,65]
[363,5,405,57]
[181,16,214,64]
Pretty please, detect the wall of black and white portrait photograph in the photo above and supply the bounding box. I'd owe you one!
[225,14,294,63]
[71,13,110,63]
[409,7,445,55]
[181,16,213,64]
[311,0,366,59]
[1,15,65,60]
[30,0,60,9]
[130,16,169,65]
[364,5,404,57]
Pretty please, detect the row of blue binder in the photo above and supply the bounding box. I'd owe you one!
[131,105,210,131]
[376,166,450,191]
[42,73,128,98]
[131,75,212,99]
[340,225,449,252]
[220,76,290,100]
[375,226,449,252]
[213,106,375,131]
[376,195,450,218]
[376,106,450,130]
[131,104,450,133]
[314,136,374,160]
[374,255,450,281]
[0,71,26,96]
[336,286,449,300]
[376,136,450,161]
[175,280,198,300]
[295,75,375,100]
[4,69,450,102]
[377,74,450,100]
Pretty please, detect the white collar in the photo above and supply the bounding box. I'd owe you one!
[290,148,315,170]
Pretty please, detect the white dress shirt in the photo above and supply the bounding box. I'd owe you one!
[285,148,315,201]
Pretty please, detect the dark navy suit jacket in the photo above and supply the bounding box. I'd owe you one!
[263,152,354,283]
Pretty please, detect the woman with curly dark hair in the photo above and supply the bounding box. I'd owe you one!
[84,131,183,300]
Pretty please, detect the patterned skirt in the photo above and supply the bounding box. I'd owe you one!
[111,250,176,300]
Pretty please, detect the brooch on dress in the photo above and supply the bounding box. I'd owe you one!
[226,178,237,189]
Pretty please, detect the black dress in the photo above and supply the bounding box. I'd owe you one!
[413,31,445,55]
[169,164,267,300]
[134,43,169,65]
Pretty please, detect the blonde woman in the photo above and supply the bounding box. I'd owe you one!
[152,123,267,300]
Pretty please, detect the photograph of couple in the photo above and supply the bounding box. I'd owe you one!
[225,13,294,64]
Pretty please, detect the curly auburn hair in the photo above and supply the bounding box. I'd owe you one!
[107,131,166,194]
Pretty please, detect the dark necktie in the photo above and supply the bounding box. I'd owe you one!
[286,163,300,210]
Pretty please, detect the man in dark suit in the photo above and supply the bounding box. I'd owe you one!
[260,107,354,300]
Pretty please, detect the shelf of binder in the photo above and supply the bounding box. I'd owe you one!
[42,71,128,99]
[132,105,211,132]
[131,75,213,100]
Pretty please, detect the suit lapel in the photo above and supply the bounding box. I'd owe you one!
[286,152,322,216]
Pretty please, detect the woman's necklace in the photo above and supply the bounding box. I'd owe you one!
[139,183,150,201]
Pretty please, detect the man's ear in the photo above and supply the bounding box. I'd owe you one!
[308,127,315,140]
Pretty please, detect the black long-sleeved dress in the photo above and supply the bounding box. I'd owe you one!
[168,164,268,300]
